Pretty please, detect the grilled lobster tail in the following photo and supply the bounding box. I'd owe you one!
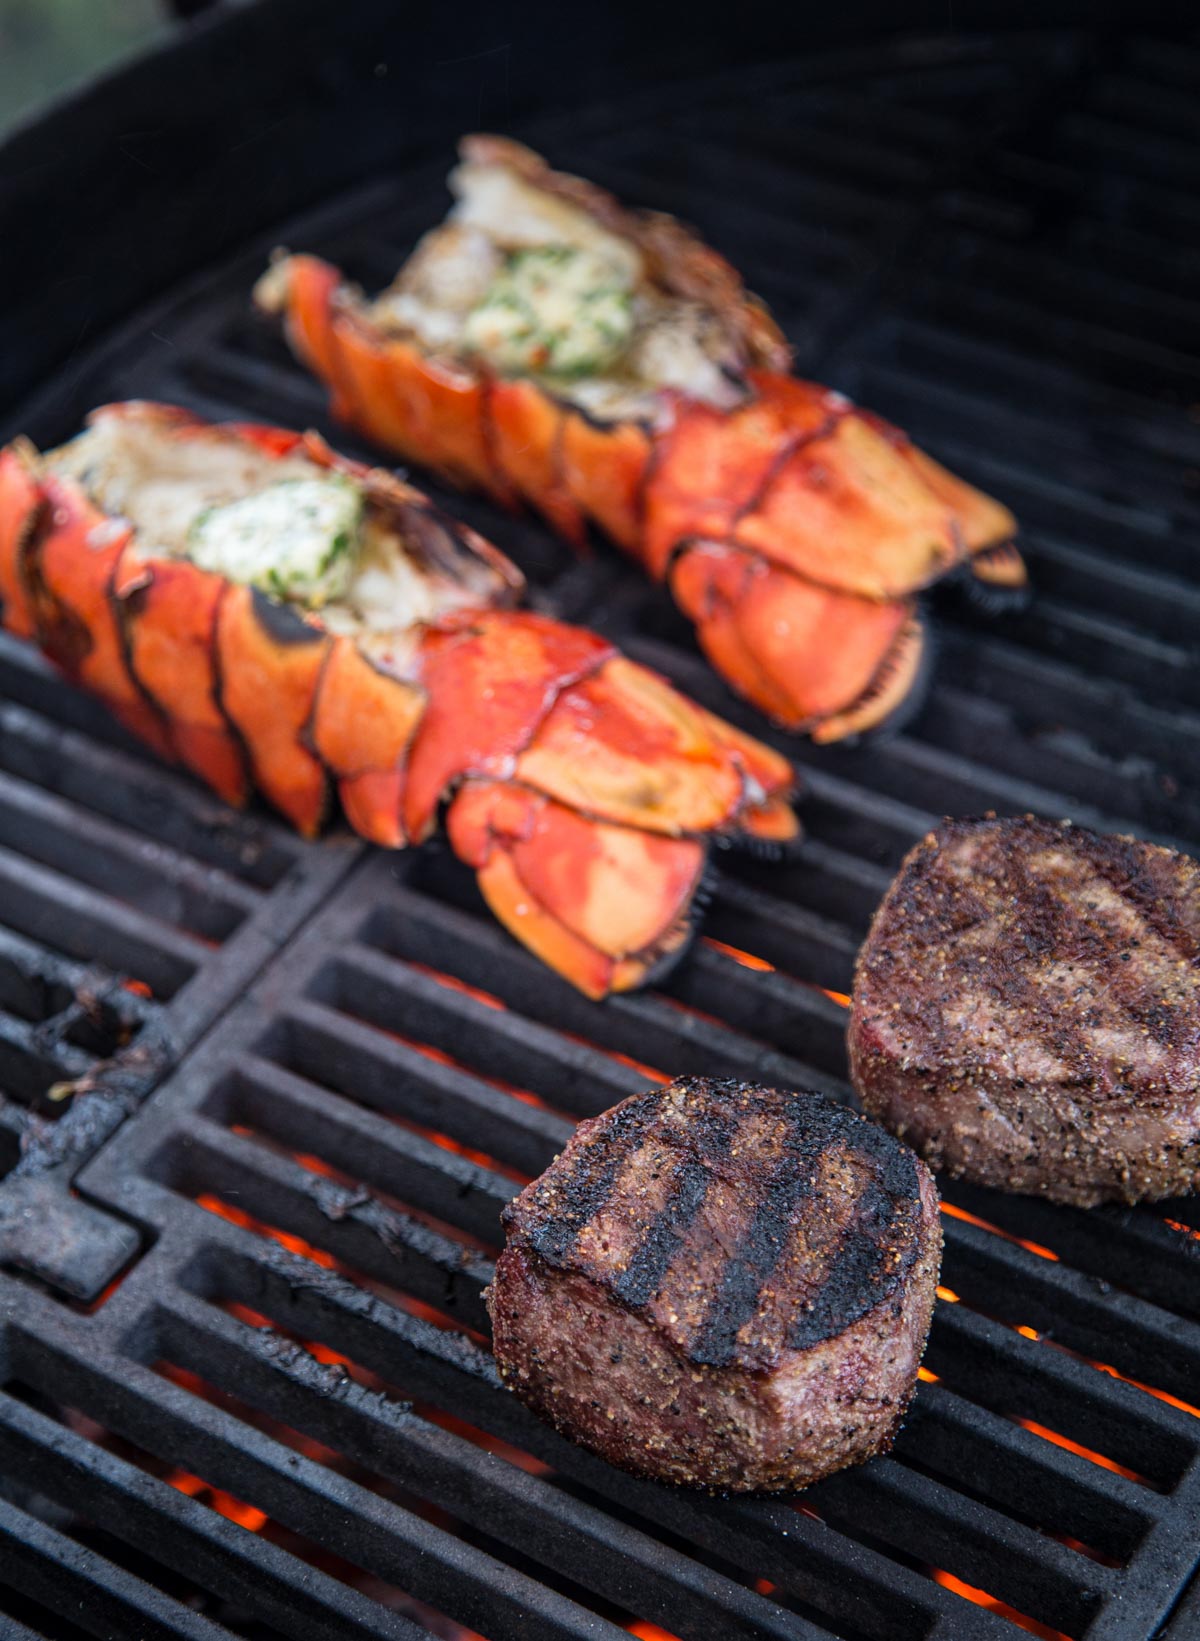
[258,136,1023,741]
[0,404,797,999]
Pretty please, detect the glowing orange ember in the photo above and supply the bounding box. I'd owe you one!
[932,1569,1070,1639]
[423,1407,553,1477]
[917,1366,940,1383]
[701,937,850,1007]
[292,1151,342,1180]
[626,1625,682,1641]
[704,937,775,972]
[939,1202,1059,1261]
[936,1285,960,1303]
[1015,1418,1146,1483]
[207,1492,269,1532]
[411,963,507,1011]
[607,1049,671,1085]
[1084,1356,1200,1420]
[196,1193,337,1269]
[382,1021,559,1119]
[122,978,154,998]
[162,1468,268,1532]
[226,1301,273,1329]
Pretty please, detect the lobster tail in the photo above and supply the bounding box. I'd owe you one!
[257,138,1024,743]
[0,406,798,998]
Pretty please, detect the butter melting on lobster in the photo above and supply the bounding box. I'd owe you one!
[257,134,1025,743]
[0,402,798,998]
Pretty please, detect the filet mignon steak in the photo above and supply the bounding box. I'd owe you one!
[848,816,1200,1206]
[486,1077,940,1491]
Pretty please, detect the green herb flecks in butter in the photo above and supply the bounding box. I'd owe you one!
[186,476,363,607]
[463,245,634,379]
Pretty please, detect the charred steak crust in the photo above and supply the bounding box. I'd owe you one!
[486,1077,941,1492]
[848,816,1200,1207]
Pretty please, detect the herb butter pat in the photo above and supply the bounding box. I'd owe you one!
[463,246,634,378]
[186,476,363,606]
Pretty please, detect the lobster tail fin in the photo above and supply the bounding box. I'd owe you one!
[446,780,704,998]
[670,542,920,738]
[646,380,1019,739]
[961,539,1031,615]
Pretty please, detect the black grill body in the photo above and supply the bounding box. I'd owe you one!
[1,7,1199,1638]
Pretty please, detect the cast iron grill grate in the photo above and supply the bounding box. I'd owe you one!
[0,638,358,1300]
[2,22,1200,1641]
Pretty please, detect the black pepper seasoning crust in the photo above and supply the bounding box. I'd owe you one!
[848,815,1200,1207]
[487,1077,941,1492]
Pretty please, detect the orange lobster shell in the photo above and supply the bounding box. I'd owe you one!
[0,402,797,999]
[258,135,1024,742]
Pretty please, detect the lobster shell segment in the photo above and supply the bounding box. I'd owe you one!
[401,608,614,845]
[0,402,798,998]
[655,375,968,601]
[257,137,1023,742]
[669,542,921,738]
[447,780,704,999]
[117,554,250,807]
[24,472,176,761]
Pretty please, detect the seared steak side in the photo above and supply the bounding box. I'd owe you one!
[848,816,1200,1207]
[486,1077,940,1491]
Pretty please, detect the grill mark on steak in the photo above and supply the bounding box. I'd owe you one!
[1084,831,1200,964]
[516,1093,660,1264]
[669,1087,924,1367]
[488,1075,941,1490]
[849,816,1200,1206]
[687,1149,818,1367]
[507,1079,932,1368]
[789,1178,905,1350]
[613,1145,728,1310]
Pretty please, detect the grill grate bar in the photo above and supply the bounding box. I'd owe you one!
[0,690,301,891]
[926,1304,1200,1486]
[934,632,1200,778]
[0,1389,422,1641]
[941,1182,1200,1325]
[0,768,262,944]
[940,1218,1200,1409]
[0,1494,232,1641]
[0,1009,95,1098]
[159,1288,828,1641]
[811,1456,1113,1636]
[326,942,647,1118]
[221,1052,519,1239]
[15,1321,636,1641]
[896,1384,1158,1551]
[0,844,207,1000]
[0,923,156,1035]
[168,1113,494,1331]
